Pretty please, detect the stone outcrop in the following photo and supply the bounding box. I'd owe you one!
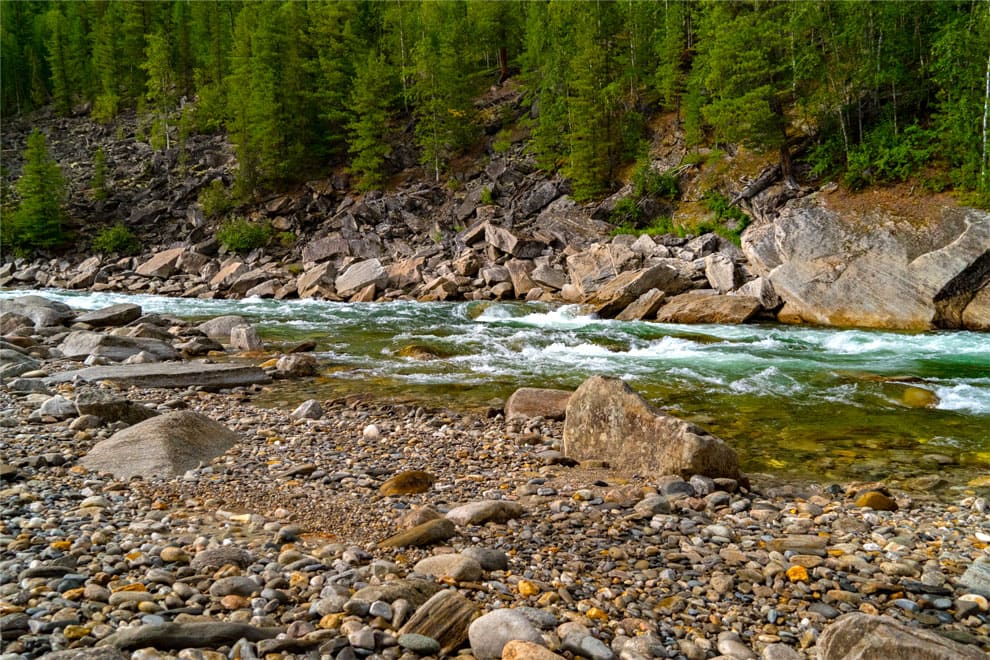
[81,411,242,479]
[0,295,74,328]
[562,375,740,479]
[75,303,142,327]
[743,196,990,330]
[655,290,763,324]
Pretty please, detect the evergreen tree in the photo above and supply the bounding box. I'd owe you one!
[91,147,108,201]
[348,51,397,191]
[142,30,176,151]
[8,130,67,252]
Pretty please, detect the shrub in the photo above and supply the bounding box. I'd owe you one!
[7,129,66,254]
[610,197,643,227]
[92,224,139,255]
[611,216,677,237]
[480,186,494,205]
[700,190,750,245]
[632,162,679,200]
[216,217,271,253]
[492,129,513,154]
[91,147,108,201]
[198,179,235,219]
[843,121,934,191]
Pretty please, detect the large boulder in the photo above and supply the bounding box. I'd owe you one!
[75,390,159,425]
[504,387,572,420]
[135,247,186,278]
[81,411,242,479]
[75,304,142,327]
[0,296,74,328]
[817,613,987,659]
[655,290,763,324]
[566,243,639,296]
[962,284,990,330]
[59,331,179,362]
[197,315,248,338]
[587,263,685,318]
[562,376,740,480]
[335,259,387,298]
[484,224,546,259]
[743,196,990,330]
[0,349,41,379]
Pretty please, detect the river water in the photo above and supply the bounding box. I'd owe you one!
[5,289,989,488]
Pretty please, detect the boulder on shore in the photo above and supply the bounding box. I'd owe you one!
[817,612,987,659]
[46,362,271,389]
[562,375,740,480]
[655,290,763,324]
[504,387,572,420]
[82,411,242,479]
[59,331,179,362]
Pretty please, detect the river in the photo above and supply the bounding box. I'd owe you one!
[4,288,989,489]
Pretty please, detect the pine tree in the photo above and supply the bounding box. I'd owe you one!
[142,30,176,151]
[91,147,108,201]
[348,51,397,191]
[8,129,66,252]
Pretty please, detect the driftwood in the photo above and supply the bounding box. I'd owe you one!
[731,164,782,206]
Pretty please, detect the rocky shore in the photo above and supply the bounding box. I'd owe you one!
[2,297,989,660]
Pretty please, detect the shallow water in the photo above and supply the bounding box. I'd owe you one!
[5,289,989,487]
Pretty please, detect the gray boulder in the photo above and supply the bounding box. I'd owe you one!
[75,304,142,327]
[59,331,178,362]
[230,324,263,351]
[817,612,987,659]
[0,295,74,328]
[336,259,387,298]
[197,315,248,338]
[135,246,185,278]
[297,262,336,298]
[81,411,241,479]
[0,349,41,378]
[587,263,685,318]
[46,362,270,389]
[469,609,545,660]
[562,376,740,480]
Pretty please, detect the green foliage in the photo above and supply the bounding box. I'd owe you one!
[92,224,139,255]
[843,122,934,191]
[700,190,750,245]
[492,129,513,154]
[198,179,236,219]
[6,129,66,253]
[216,217,272,253]
[632,161,679,200]
[610,197,643,227]
[348,51,396,191]
[611,215,677,238]
[275,231,296,248]
[480,186,494,205]
[91,147,108,201]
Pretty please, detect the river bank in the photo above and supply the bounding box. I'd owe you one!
[2,293,990,659]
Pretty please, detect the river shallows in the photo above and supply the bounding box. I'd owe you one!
[5,289,988,487]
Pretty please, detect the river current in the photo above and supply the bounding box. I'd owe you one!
[4,289,989,488]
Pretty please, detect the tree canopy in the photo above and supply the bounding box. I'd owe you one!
[2,0,988,201]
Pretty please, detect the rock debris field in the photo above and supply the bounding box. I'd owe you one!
[1,295,989,660]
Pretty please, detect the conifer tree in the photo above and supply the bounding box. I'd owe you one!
[8,129,66,252]
[142,30,176,151]
[348,51,396,191]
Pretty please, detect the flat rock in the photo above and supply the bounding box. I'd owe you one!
[44,650,129,660]
[614,288,667,321]
[135,247,186,278]
[98,622,283,651]
[59,331,178,362]
[413,554,483,582]
[190,547,254,572]
[380,470,435,496]
[335,258,387,298]
[379,518,456,548]
[75,303,142,327]
[959,557,990,597]
[46,362,271,389]
[446,500,524,526]
[655,291,763,324]
[81,411,241,479]
[504,387,572,420]
[74,390,159,425]
[817,612,987,659]
[563,376,740,480]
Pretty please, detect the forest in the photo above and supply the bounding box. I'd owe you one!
[2,0,989,205]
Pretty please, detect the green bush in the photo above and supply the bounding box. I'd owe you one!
[701,190,750,245]
[216,217,272,253]
[843,122,934,191]
[632,160,679,200]
[198,179,235,219]
[480,186,494,205]
[91,147,108,201]
[92,224,139,255]
[611,216,677,237]
[492,129,513,154]
[610,197,643,227]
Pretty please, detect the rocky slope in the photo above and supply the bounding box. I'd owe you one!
[2,108,988,331]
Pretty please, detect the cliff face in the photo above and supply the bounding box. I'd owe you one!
[742,193,990,331]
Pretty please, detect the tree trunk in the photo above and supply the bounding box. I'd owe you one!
[498,47,509,84]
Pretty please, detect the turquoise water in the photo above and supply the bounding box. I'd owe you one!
[4,289,989,487]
